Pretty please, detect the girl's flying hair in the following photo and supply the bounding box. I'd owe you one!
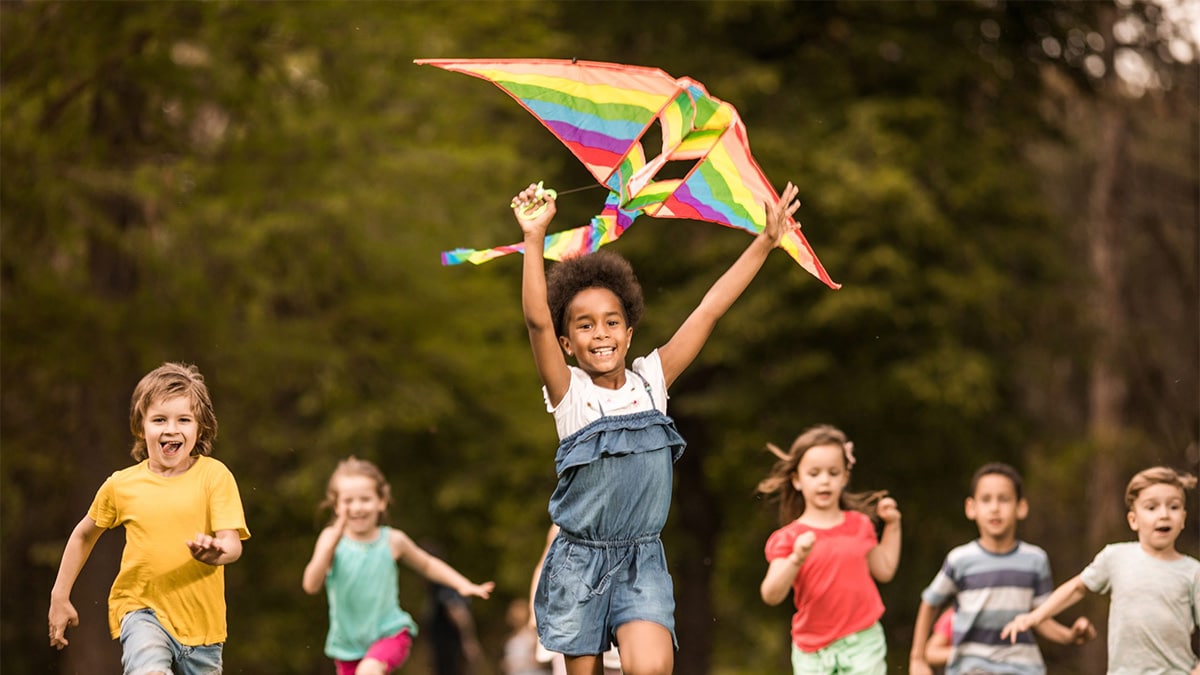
[129,362,218,461]
[546,250,645,338]
[756,424,887,526]
[319,456,393,525]
[1124,466,1198,509]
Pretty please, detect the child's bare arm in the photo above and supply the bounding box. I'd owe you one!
[1000,574,1090,642]
[925,629,952,667]
[867,497,902,582]
[909,600,941,675]
[658,182,801,387]
[48,516,105,650]
[529,524,559,627]
[515,185,571,405]
[301,516,346,595]
[761,530,814,605]
[1033,615,1096,645]
[394,530,495,599]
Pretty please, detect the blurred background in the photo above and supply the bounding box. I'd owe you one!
[2,1,1196,673]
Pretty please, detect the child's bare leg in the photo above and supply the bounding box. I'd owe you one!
[354,657,388,675]
[564,654,604,675]
[615,620,673,675]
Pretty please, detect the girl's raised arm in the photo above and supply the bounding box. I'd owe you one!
[658,182,801,387]
[301,514,346,595]
[867,497,902,582]
[516,185,571,406]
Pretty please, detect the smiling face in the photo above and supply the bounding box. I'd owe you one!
[1128,482,1188,559]
[558,287,632,380]
[792,444,849,516]
[142,395,199,477]
[334,474,387,540]
[966,473,1028,551]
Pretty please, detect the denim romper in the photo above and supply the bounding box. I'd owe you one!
[534,367,687,656]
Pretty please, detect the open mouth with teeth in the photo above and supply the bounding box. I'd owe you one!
[161,441,183,454]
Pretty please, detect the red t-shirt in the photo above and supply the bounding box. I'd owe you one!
[764,510,885,652]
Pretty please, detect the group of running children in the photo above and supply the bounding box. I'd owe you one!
[47,183,1199,675]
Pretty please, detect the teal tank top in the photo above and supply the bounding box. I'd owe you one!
[324,526,418,660]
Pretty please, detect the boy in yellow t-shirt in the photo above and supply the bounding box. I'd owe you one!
[49,362,250,674]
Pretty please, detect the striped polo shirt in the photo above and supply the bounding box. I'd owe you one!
[921,540,1054,675]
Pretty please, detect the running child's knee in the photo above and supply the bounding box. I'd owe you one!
[354,658,388,675]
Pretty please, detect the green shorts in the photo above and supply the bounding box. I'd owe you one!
[791,622,886,675]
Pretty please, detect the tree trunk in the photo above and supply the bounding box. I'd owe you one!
[1082,103,1129,675]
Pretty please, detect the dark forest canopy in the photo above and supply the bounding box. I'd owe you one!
[2,2,1196,673]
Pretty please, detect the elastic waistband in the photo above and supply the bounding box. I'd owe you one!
[558,530,661,548]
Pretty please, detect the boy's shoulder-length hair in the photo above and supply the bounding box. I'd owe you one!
[128,362,218,461]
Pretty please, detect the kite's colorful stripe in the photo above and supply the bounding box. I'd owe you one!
[416,58,839,289]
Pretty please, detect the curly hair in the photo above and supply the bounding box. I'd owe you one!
[1125,466,1197,509]
[756,424,887,526]
[546,250,645,338]
[129,362,218,461]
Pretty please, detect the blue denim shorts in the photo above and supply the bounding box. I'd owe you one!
[119,608,223,675]
[535,531,676,656]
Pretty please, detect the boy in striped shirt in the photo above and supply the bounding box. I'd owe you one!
[909,462,1095,675]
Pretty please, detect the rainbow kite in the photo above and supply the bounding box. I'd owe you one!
[415,58,839,289]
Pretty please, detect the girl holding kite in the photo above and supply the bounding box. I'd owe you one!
[514,180,802,675]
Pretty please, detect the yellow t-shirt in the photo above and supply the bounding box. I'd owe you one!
[88,455,250,645]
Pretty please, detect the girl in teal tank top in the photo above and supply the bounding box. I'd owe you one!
[302,457,495,674]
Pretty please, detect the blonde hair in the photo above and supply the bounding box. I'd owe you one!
[319,456,392,525]
[129,362,217,461]
[755,424,887,526]
[1124,466,1197,509]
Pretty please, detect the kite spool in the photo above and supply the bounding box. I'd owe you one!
[511,181,557,219]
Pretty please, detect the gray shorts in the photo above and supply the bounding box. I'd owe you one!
[534,531,676,656]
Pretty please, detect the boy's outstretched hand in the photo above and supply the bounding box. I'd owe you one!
[1000,613,1035,643]
[761,181,801,248]
[1067,616,1096,645]
[188,532,232,565]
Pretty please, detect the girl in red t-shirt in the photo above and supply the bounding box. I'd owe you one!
[757,424,902,674]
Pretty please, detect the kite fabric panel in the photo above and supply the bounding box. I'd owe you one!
[415,57,840,290]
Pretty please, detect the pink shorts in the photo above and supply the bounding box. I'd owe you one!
[335,629,413,675]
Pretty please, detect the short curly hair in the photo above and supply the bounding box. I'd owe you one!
[546,250,645,337]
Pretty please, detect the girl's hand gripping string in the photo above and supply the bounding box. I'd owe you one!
[511,181,558,224]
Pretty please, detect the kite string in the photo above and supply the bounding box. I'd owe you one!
[554,183,606,197]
